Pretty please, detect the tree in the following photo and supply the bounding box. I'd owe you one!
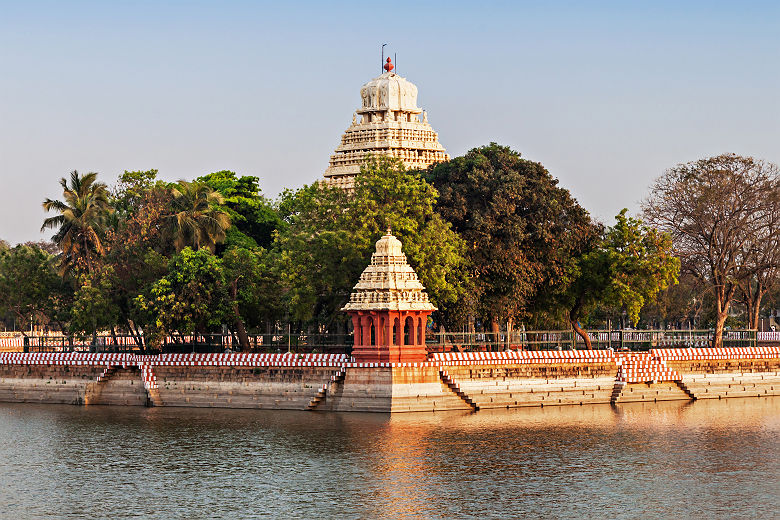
[644,154,780,347]
[166,181,231,252]
[113,169,160,217]
[104,184,174,348]
[197,171,282,249]
[0,244,66,335]
[274,157,467,329]
[564,210,680,348]
[41,170,112,275]
[736,188,780,329]
[423,143,597,332]
[221,247,283,350]
[135,248,228,346]
[70,267,120,338]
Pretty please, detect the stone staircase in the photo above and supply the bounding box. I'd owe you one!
[140,364,163,406]
[439,370,479,411]
[96,366,118,383]
[617,353,681,384]
[307,366,347,410]
[612,353,688,404]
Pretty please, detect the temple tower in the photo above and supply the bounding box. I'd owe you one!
[342,231,436,363]
[323,58,449,189]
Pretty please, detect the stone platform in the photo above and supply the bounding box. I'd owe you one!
[0,347,777,412]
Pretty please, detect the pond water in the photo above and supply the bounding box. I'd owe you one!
[0,397,777,519]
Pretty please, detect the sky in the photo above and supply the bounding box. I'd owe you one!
[1,1,778,244]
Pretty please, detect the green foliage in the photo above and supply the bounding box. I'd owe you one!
[424,143,597,327]
[222,246,283,327]
[135,248,228,343]
[0,244,68,332]
[197,171,282,249]
[274,156,467,327]
[166,180,231,253]
[41,170,112,275]
[567,209,680,328]
[113,169,160,216]
[70,267,119,335]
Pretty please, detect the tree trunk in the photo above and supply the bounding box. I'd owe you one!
[750,283,765,330]
[490,319,500,344]
[713,310,728,349]
[110,326,119,351]
[230,279,250,351]
[713,284,735,349]
[126,319,145,353]
[569,302,592,350]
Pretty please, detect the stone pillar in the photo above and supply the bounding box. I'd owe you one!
[351,315,361,347]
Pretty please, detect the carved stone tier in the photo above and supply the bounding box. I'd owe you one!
[324,60,449,189]
[342,232,436,363]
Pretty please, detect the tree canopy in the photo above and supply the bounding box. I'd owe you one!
[423,143,596,331]
[644,154,780,347]
[275,156,467,329]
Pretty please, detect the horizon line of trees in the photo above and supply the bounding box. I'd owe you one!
[1,144,777,349]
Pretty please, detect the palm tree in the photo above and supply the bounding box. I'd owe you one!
[41,171,111,275]
[167,181,231,252]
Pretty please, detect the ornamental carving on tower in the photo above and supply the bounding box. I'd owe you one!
[323,58,450,190]
[342,231,436,363]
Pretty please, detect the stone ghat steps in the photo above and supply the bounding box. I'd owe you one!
[612,382,691,403]
[680,372,780,399]
[156,391,319,409]
[439,371,479,411]
[457,379,616,408]
[157,379,337,410]
[85,367,147,406]
[469,392,614,408]
[0,380,85,404]
[456,378,616,393]
[308,367,347,410]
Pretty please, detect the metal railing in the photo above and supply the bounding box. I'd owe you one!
[1,329,761,354]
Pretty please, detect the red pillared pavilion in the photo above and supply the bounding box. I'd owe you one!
[341,231,436,363]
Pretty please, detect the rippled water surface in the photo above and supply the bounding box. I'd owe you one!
[0,398,778,519]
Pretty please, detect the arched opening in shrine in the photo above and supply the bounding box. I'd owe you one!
[405,316,415,346]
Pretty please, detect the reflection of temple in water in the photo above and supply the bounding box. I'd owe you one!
[323,57,449,189]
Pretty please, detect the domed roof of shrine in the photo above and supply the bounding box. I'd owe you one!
[358,62,421,114]
[341,231,437,312]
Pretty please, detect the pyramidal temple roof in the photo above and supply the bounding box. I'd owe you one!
[341,232,437,312]
[324,58,449,189]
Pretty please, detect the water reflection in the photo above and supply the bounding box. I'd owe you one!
[0,398,777,519]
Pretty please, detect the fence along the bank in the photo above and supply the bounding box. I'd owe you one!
[428,329,759,352]
[0,329,773,353]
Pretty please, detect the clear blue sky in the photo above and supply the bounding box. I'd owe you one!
[1,1,778,244]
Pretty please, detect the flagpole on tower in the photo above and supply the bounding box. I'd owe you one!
[381,43,387,73]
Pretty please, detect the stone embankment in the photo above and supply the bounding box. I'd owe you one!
[0,348,777,412]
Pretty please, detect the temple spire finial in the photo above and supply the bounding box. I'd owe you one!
[384,57,394,72]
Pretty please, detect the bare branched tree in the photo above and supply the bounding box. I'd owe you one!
[643,154,780,347]
[736,179,780,329]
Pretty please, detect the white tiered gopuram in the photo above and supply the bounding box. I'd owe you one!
[323,58,449,189]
